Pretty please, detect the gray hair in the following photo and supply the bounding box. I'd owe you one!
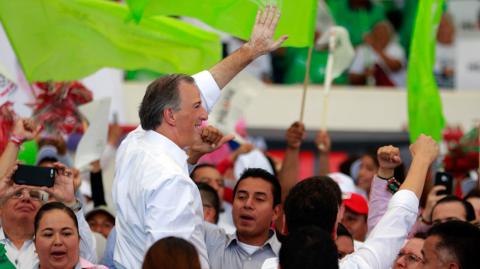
[139,74,195,130]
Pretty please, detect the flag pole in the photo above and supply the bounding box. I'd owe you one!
[318,30,336,150]
[477,121,480,189]
[299,47,313,122]
[320,31,336,129]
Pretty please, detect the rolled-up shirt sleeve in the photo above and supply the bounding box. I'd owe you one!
[192,71,221,113]
[340,189,419,269]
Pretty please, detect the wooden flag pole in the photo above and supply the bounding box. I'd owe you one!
[299,47,313,122]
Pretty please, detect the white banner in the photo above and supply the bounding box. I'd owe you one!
[0,63,17,107]
[208,71,261,141]
[74,98,111,169]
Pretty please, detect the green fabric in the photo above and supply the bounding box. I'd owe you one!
[283,47,347,84]
[0,244,15,269]
[125,69,165,81]
[125,0,318,47]
[17,140,39,165]
[407,0,445,142]
[327,0,386,47]
[400,0,418,54]
[0,0,221,82]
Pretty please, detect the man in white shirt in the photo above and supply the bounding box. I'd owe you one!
[112,6,287,269]
[282,134,439,269]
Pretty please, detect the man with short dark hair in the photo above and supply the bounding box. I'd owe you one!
[421,221,480,269]
[205,168,282,269]
[284,176,340,235]
[431,195,476,225]
[113,7,287,269]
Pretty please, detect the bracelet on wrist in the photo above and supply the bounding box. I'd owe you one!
[384,176,401,194]
[419,215,432,225]
[9,134,25,147]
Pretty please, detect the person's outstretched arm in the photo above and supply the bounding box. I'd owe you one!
[209,5,288,89]
[340,135,438,269]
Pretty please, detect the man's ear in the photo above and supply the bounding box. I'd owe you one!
[163,108,176,126]
[272,204,282,221]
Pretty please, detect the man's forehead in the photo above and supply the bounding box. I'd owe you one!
[237,177,273,193]
[196,167,221,177]
[433,201,466,215]
[178,80,201,96]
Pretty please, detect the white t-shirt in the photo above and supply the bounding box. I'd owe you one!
[350,42,407,87]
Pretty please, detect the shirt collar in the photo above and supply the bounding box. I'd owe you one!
[226,230,281,255]
[143,130,189,172]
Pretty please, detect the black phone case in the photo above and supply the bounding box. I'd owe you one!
[435,172,453,195]
[13,164,55,187]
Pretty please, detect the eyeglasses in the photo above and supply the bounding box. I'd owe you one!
[398,252,424,265]
[11,189,49,202]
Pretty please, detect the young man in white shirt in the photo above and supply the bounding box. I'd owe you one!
[112,6,287,269]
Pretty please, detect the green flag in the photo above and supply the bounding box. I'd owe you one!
[125,0,317,47]
[407,0,445,142]
[0,0,221,82]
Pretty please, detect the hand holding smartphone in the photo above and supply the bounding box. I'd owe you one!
[434,171,454,196]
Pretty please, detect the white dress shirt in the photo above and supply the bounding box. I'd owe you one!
[339,189,419,269]
[0,208,96,269]
[112,71,221,269]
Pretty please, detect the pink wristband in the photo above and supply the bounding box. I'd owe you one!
[10,134,25,147]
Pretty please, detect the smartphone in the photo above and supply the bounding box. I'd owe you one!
[13,164,55,187]
[434,171,453,196]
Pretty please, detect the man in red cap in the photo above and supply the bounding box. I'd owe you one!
[341,192,369,242]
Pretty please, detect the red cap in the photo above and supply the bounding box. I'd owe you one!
[343,192,369,215]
